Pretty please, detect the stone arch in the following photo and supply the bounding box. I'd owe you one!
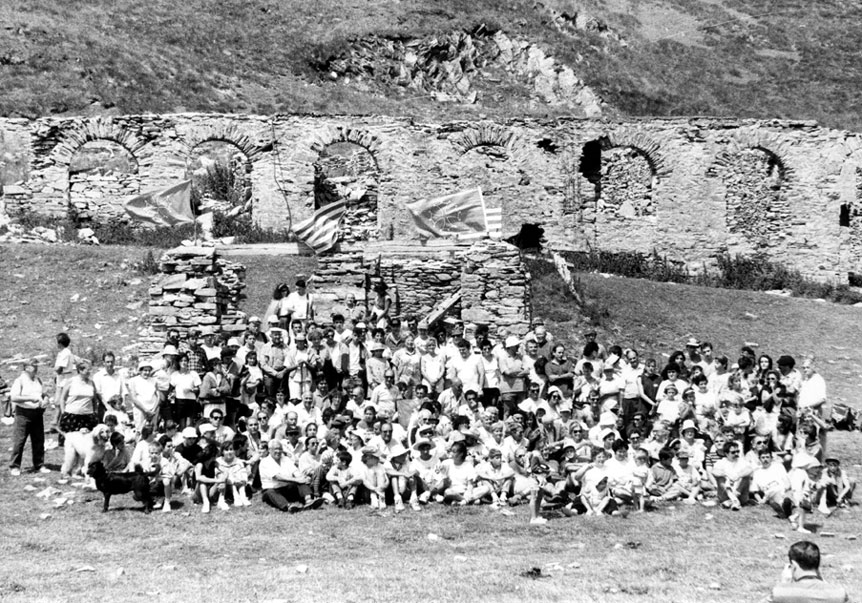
[186,139,253,215]
[576,133,662,252]
[605,130,670,180]
[313,140,380,244]
[49,118,149,168]
[446,124,557,241]
[68,140,140,223]
[449,123,517,157]
[308,126,384,171]
[710,143,789,252]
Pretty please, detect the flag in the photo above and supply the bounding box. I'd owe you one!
[485,207,503,239]
[406,188,488,240]
[124,180,194,226]
[292,199,347,254]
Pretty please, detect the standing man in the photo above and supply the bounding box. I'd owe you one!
[93,351,126,422]
[261,328,289,397]
[284,278,314,324]
[770,541,848,602]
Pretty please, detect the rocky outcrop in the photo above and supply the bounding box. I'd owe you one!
[321,29,605,116]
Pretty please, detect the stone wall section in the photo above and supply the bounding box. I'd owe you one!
[461,240,532,335]
[4,114,862,281]
[139,247,246,355]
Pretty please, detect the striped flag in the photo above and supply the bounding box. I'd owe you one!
[292,200,347,254]
[485,207,503,239]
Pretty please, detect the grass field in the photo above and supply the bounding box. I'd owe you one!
[0,243,860,602]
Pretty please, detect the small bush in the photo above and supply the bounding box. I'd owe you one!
[211,212,293,244]
[559,248,862,306]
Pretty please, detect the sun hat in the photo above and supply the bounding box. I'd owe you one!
[138,358,155,370]
[600,427,616,441]
[677,449,690,459]
[504,335,521,348]
[558,400,573,413]
[680,419,698,434]
[685,337,700,347]
[181,427,198,439]
[360,445,380,459]
[599,411,617,427]
[561,438,576,451]
[226,338,241,348]
[162,345,179,356]
[370,341,385,352]
[199,423,216,435]
[388,443,409,458]
[412,438,435,452]
[248,316,261,323]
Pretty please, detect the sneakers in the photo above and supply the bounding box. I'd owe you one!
[1,416,14,426]
[162,501,172,513]
[322,492,336,505]
[410,500,421,512]
[217,498,230,511]
[530,516,548,525]
[38,466,51,474]
[10,468,21,477]
[434,494,445,504]
[418,491,431,504]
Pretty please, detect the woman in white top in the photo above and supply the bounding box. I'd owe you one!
[170,353,202,428]
[127,360,161,431]
[9,361,50,475]
[479,339,501,409]
[57,361,98,434]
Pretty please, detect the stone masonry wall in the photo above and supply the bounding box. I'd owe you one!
[4,114,862,282]
[461,240,532,335]
[139,247,246,355]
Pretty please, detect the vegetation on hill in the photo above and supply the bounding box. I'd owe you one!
[2,0,862,128]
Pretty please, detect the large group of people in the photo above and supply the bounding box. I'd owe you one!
[3,278,856,529]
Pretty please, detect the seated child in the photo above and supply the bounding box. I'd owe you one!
[821,457,855,513]
[194,444,220,514]
[156,435,193,512]
[326,450,361,508]
[475,448,514,508]
[384,444,413,512]
[409,438,440,506]
[216,440,251,509]
[359,445,389,510]
[102,431,132,473]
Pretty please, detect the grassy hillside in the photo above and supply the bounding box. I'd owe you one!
[1,0,861,128]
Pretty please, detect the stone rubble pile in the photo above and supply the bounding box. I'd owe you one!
[138,247,246,355]
[322,28,604,116]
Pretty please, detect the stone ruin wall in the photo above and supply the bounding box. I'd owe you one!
[138,240,531,352]
[140,247,246,355]
[3,113,862,281]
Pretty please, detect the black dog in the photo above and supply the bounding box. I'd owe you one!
[88,461,154,513]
